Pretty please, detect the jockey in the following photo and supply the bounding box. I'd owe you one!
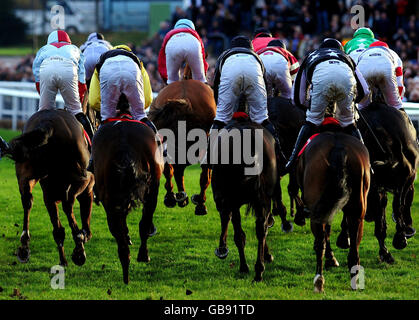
[257,39,300,98]
[357,40,405,110]
[252,27,275,53]
[209,35,286,165]
[32,30,94,141]
[158,19,208,84]
[344,27,377,63]
[88,45,155,132]
[80,32,113,87]
[285,38,370,173]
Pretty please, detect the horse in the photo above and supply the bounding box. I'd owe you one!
[211,115,279,282]
[296,121,370,292]
[337,101,419,263]
[148,79,216,216]
[0,109,94,266]
[92,115,163,284]
[267,96,306,229]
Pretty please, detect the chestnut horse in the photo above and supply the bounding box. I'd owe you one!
[212,117,278,282]
[148,79,216,216]
[338,102,419,263]
[0,110,94,266]
[92,118,163,284]
[296,126,370,292]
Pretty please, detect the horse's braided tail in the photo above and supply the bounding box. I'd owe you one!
[113,150,150,213]
[311,136,350,223]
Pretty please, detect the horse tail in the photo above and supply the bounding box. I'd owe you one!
[311,136,350,223]
[112,149,150,212]
[149,98,192,124]
[7,122,54,162]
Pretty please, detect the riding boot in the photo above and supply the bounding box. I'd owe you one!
[343,123,365,144]
[284,121,317,174]
[75,112,94,151]
[261,119,287,169]
[202,120,225,167]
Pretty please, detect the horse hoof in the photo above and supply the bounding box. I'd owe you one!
[240,264,250,273]
[264,253,274,263]
[313,274,325,293]
[195,204,208,216]
[405,226,416,239]
[164,193,176,208]
[364,212,374,222]
[267,216,275,228]
[60,259,68,267]
[294,215,306,227]
[281,222,293,233]
[379,251,395,264]
[336,233,350,249]
[215,247,229,259]
[176,192,189,207]
[191,194,203,205]
[71,247,86,266]
[137,253,150,263]
[253,274,263,282]
[325,256,340,269]
[82,229,92,243]
[17,247,30,263]
[148,225,157,237]
[393,232,407,250]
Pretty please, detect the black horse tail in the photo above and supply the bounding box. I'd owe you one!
[7,122,54,162]
[311,136,350,224]
[112,149,150,213]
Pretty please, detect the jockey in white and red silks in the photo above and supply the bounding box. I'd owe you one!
[158,19,208,84]
[32,30,94,141]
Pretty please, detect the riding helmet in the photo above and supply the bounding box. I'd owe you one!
[267,39,286,50]
[174,19,195,31]
[231,35,254,50]
[319,38,344,51]
[369,40,389,48]
[253,27,272,38]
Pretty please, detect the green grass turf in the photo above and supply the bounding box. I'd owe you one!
[0,128,417,300]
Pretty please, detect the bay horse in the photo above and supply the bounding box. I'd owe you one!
[148,79,216,216]
[267,96,306,229]
[211,116,278,282]
[338,102,419,263]
[296,122,370,292]
[0,110,94,266]
[92,116,163,284]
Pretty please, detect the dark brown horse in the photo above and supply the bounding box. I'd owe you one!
[267,96,306,229]
[212,117,278,281]
[338,102,419,263]
[92,118,163,284]
[148,79,216,216]
[296,127,370,292]
[0,110,94,266]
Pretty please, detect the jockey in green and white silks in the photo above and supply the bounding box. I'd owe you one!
[344,27,377,62]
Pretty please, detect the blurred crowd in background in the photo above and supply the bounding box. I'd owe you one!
[2,0,419,101]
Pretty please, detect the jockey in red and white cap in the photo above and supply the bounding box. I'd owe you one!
[32,30,93,141]
[257,39,300,98]
[158,19,208,84]
[356,40,405,110]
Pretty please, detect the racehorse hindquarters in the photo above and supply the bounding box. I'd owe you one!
[93,121,162,284]
[212,121,277,282]
[358,102,419,262]
[3,110,93,266]
[149,80,216,216]
[297,132,370,292]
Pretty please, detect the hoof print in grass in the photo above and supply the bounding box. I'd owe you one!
[186,289,192,296]
[107,289,112,295]
[14,224,19,227]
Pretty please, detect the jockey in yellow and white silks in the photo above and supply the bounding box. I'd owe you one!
[88,45,155,131]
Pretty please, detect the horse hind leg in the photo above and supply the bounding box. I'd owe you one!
[401,180,416,238]
[231,208,250,274]
[17,178,37,263]
[107,212,130,284]
[191,165,211,216]
[325,223,339,268]
[272,184,293,232]
[311,220,326,293]
[254,209,268,282]
[163,163,176,208]
[215,209,231,260]
[336,215,350,249]
[76,177,94,242]
[173,164,189,207]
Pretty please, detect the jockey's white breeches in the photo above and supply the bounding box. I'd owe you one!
[215,53,268,125]
[165,32,206,84]
[99,55,146,121]
[260,51,292,99]
[39,56,82,115]
[307,60,357,127]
